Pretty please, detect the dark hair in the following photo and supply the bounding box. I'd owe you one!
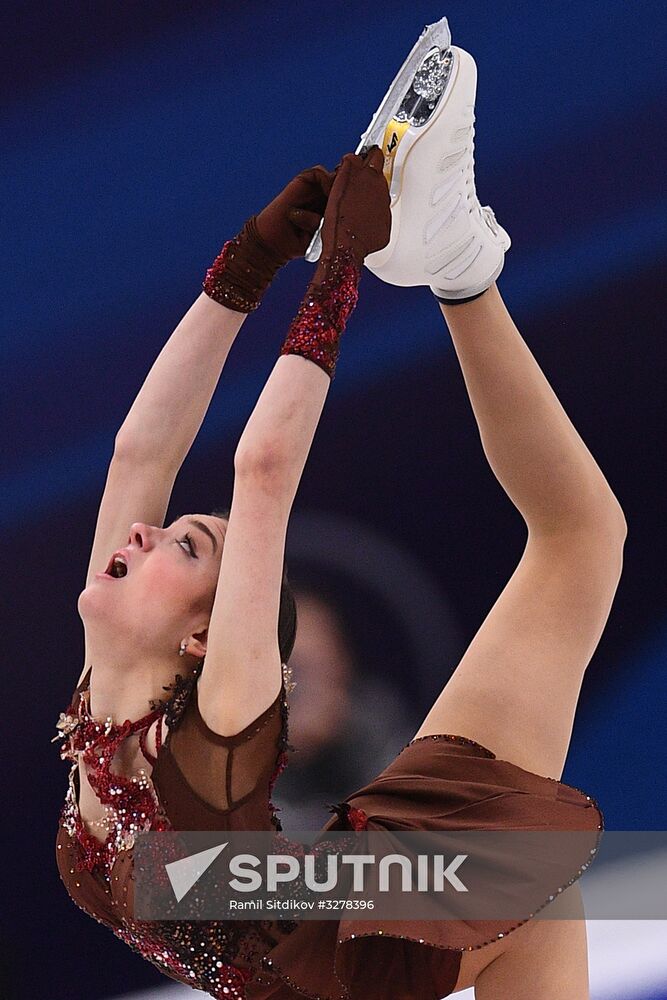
[209,507,297,664]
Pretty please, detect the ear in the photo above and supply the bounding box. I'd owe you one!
[185,624,209,659]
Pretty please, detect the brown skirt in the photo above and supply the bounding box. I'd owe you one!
[247,733,603,1000]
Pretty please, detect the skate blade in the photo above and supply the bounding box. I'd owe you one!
[305,16,453,263]
[375,46,455,205]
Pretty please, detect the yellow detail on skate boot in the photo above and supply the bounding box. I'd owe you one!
[381,119,410,191]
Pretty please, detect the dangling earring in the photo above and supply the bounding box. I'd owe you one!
[179,639,188,657]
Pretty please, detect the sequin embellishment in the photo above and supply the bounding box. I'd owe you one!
[279,247,362,379]
[203,216,283,314]
[58,685,169,877]
[326,800,369,831]
[55,666,295,999]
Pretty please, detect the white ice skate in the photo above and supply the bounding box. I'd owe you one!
[306,17,510,300]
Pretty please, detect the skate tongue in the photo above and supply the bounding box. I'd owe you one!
[481,205,499,235]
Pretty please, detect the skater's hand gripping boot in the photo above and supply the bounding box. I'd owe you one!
[203,165,336,313]
[279,146,391,379]
[321,147,393,269]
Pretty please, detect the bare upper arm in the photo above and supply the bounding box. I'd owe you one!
[76,451,178,687]
[197,471,286,736]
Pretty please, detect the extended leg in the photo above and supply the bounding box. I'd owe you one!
[412,284,626,780]
[439,284,622,534]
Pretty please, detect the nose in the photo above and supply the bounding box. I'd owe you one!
[128,522,156,550]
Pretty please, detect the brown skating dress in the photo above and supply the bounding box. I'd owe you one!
[55,665,603,1000]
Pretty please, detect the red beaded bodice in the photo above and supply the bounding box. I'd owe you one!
[54,682,172,878]
[55,664,297,999]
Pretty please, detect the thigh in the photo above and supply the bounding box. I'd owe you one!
[450,885,588,995]
[467,884,590,999]
[412,531,623,780]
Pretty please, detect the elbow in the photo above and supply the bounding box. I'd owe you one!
[112,431,142,465]
[234,441,291,483]
[112,432,178,473]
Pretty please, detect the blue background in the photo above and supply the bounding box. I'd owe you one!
[2,2,666,996]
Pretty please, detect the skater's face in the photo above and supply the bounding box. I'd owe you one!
[78,514,227,653]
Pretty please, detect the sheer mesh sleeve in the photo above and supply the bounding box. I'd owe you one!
[70,666,92,708]
[164,675,286,813]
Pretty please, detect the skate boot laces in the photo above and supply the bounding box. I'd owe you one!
[446,110,500,239]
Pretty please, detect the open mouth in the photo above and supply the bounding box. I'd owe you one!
[104,554,128,579]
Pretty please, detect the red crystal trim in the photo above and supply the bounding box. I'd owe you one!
[279,247,361,379]
[57,669,296,998]
[58,691,171,877]
[326,800,369,831]
[346,805,369,831]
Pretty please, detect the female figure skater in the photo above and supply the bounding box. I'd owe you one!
[55,44,625,1000]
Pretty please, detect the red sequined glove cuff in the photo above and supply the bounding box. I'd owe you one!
[203,215,284,314]
[278,247,362,380]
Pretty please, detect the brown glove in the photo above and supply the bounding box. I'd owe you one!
[202,165,336,314]
[317,146,392,272]
[279,146,392,379]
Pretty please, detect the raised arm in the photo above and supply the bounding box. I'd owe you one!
[198,147,391,735]
[115,164,339,466]
[77,166,338,687]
